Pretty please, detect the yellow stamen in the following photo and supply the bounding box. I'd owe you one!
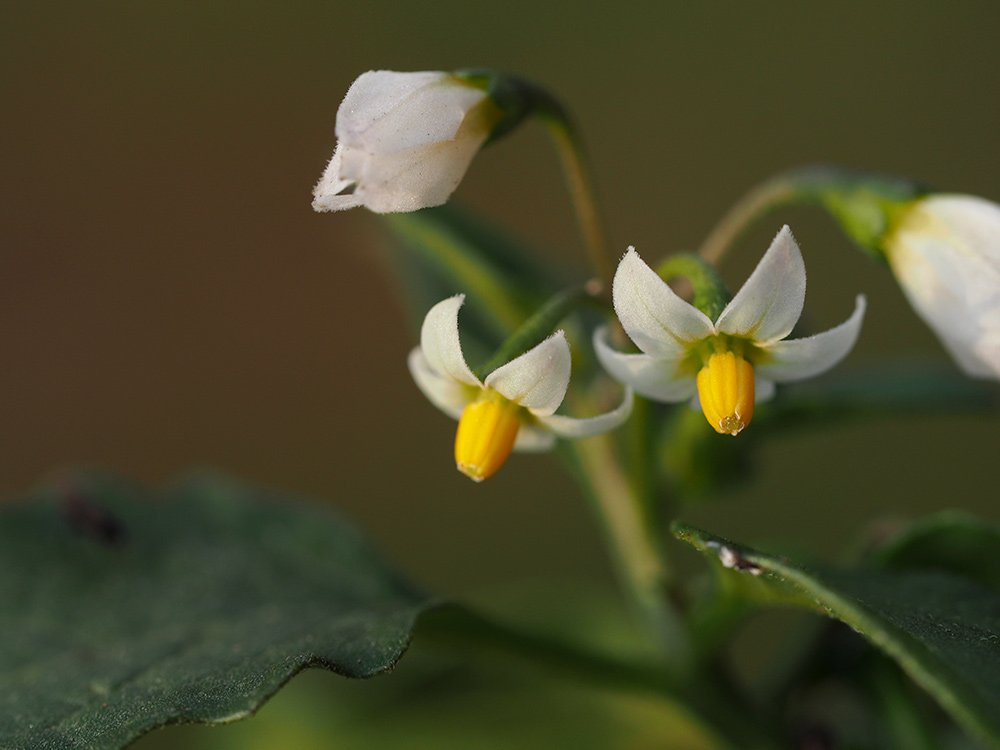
[696,351,755,436]
[454,393,522,482]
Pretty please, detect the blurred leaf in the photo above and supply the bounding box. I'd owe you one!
[380,205,564,348]
[871,511,1000,591]
[0,472,429,750]
[133,651,717,750]
[662,364,997,502]
[673,521,1000,747]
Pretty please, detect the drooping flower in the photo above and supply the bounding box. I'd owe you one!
[408,295,633,481]
[884,194,1000,380]
[595,226,866,435]
[312,70,501,214]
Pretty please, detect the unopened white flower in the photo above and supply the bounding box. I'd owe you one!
[408,295,633,481]
[885,195,1000,379]
[312,70,499,214]
[595,226,866,435]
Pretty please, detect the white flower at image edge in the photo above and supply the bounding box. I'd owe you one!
[408,295,633,482]
[885,194,1000,380]
[312,70,497,214]
[595,226,866,435]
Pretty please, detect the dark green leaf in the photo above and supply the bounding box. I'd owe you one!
[0,472,430,750]
[871,511,1000,591]
[673,521,1000,747]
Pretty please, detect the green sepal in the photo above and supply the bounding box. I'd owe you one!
[454,69,572,145]
[776,166,929,261]
[655,254,731,321]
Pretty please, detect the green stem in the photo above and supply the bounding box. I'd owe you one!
[656,254,732,321]
[697,165,926,266]
[473,284,599,380]
[419,604,782,749]
[541,116,614,284]
[561,432,692,677]
[697,173,802,266]
[455,70,614,284]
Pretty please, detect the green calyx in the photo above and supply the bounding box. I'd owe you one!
[453,69,572,145]
[698,166,931,267]
[775,167,929,262]
[655,254,731,321]
[811,179,924,261]
[681,335,764,375]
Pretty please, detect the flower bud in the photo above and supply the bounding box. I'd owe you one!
[312,70,503,214]
[884,195,1000,379]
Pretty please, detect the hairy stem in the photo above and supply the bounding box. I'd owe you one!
[698,173,802,266]
[542,118,615,284]
[562,432,692,677]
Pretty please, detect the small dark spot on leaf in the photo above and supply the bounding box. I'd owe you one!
[62,492,127,547]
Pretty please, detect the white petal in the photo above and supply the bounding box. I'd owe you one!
[593,326,697,402]
[485,331,571,416]
[350,124,488,213]
[612,248,714,356]
[337,71,488,153]
[756,295,866,382]
[312,144,364,212]
[407,348,472,419]
[756,378,776,402]
[887,195,1000,379]
[537,387,634,438]
[420,295,482,387]
[513,424,557,452]
[716,225,806,343]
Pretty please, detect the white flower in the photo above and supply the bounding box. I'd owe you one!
[408,295,633,481]
[312,70,497,214]
[885,194,1000,380]
[595,226,866,435]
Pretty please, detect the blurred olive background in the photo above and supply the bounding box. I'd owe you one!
[3,2,1000,747]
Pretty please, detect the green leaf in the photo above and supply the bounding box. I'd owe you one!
[871,511,1000,591]
[673,521,1000,747]
[0,472,430,750]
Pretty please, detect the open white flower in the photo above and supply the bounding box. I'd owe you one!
[885,194,1000,380]
[312,70,498,214]
[595,226,866,435]
[408,295,633,481]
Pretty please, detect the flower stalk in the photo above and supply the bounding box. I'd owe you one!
[562,432,693,676]
[543,118,614,284]
[697,165,924,265]
[457,70,614,283]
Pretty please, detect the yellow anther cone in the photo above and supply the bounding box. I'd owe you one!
[454,394,522,482]
[696,351,755,436]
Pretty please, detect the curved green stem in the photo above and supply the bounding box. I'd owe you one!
[697,165,926,266]
[542,117,614,284]
[561,433,693,677]
[697,173,803,266]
